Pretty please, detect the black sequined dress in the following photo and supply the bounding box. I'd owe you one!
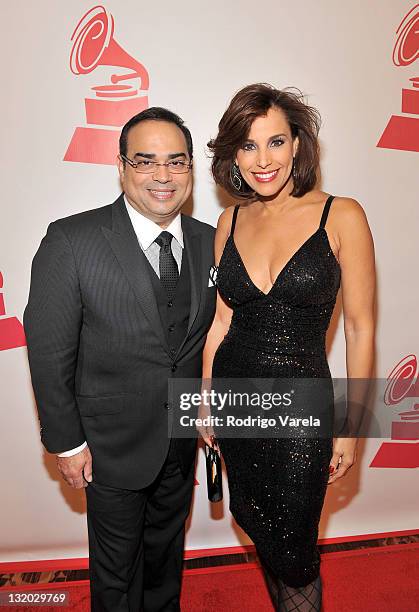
[212,196,341,588]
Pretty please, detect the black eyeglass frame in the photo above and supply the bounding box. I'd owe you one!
[120,154,193,174]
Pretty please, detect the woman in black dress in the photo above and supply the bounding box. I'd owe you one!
[199,84,375,610]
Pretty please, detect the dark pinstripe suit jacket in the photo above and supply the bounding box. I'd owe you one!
[24,195,216,489]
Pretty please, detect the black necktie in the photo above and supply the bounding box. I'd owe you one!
[155,231,179,299]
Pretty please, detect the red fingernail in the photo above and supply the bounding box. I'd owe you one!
[329,465,335,474]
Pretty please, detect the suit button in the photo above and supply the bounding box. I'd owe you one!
[168,324,175,332]
[167,300,173,308]
[171,364,177,372]
[164,402,170,410]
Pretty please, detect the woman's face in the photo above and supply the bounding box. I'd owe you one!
[235,106,298,198]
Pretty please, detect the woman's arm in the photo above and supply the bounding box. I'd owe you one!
[198,208,235,445]
[328,197,376,483]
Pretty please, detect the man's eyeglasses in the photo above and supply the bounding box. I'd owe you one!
[120,154,192,174]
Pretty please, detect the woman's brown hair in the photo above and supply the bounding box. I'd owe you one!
[207,83,321,199]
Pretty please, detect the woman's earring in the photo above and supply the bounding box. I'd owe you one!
[292,157,297,179]
[231,163,242,191]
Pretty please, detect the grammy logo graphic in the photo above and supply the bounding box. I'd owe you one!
[64,5,150,165]
[377,4,419,152]
[370,354,419,468]
[0,271,26,351]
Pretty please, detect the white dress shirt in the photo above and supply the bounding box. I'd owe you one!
[124,196,183,274]
[58,196,184,457]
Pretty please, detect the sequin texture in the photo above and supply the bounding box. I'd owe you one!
[212,198,341,588]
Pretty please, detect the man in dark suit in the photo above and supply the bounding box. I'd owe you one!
[24,107,216,611]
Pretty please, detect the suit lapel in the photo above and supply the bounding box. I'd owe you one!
[101,195,170,354]
[175,215,207,359]
[183,219,202,336]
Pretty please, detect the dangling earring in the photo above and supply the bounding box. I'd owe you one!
[292,157,297,179]
[230,163,242,191]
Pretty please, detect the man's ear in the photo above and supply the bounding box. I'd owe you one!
[117,155,125,182]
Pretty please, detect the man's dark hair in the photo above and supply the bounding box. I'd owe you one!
[119,107,193,161]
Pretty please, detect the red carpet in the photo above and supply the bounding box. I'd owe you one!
[2,545,418,611]
[180,546,419,611]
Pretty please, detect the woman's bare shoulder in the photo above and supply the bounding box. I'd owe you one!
[216,205,238,232]
[306,190,364,212]
[214,206,238,261]
[329,195,370,228]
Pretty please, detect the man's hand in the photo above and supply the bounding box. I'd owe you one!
[56,446,93,488]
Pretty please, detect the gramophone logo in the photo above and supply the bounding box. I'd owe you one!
[377,4,419,152]
[64,5,149,165]
[0,271,26,351]
[370,354,419,468]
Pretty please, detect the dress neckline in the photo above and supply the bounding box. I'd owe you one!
[230,228,339,297]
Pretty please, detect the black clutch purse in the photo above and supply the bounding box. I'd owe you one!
[205,439,223,502]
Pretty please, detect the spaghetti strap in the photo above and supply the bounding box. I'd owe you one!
[319,196,334,229]
[231,204,240,236]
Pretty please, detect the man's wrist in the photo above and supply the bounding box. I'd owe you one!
[57,441,87,457]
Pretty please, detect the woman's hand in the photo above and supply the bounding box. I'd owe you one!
[196,403,216,447]
[328,438,357,484]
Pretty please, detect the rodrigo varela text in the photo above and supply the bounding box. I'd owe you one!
[180,415,321,429]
